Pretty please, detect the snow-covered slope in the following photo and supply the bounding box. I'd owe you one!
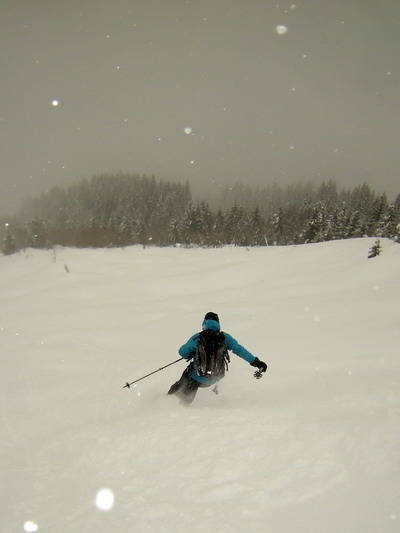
[1,239,399,533]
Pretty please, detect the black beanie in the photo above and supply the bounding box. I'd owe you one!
[204,312,219,323]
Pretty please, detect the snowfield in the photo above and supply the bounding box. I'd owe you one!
[1,238,399,533]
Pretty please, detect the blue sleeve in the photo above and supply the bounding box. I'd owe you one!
[178,333,200,359]
[224,333,256,364]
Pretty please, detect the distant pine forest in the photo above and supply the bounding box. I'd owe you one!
[1,174,400,254]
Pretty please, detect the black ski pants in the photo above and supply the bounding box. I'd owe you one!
[168,364,209,404]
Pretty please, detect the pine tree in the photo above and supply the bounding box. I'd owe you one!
[2,224,18,255]
[300,202,327,243]
[248,207,266,246]
[225,204,248,246]
[26,219,49,248]
[211,210,225,247]
[368,239,382,258]
[376,203,400,239]
[367,194,388,236]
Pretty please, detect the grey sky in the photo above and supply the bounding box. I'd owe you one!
[1,0,399,216]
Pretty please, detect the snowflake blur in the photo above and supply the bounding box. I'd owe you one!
[276,25,288,35]
[95,488,115,511]
[24,522,38,532]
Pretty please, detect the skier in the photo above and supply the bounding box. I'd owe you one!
[168,312,267,404]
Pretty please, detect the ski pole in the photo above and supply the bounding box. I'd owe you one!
[123,358,183,389]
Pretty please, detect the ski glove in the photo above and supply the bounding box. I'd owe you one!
[250,357,267,373]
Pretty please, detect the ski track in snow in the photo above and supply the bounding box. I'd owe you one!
[0,238,399,533]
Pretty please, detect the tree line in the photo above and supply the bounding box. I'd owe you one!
[1,174,400,254]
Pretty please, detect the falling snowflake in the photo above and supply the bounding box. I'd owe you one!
[95,488,115,511]
[276,25,288,35]
[24,522,38,532]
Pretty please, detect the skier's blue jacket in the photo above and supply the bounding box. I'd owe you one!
[178,318,257,384]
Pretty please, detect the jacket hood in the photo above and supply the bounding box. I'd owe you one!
[202,319,221,331]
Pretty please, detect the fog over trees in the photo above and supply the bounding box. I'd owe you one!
[1,174,400,254]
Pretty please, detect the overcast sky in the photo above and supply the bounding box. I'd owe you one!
[1,0,399,216]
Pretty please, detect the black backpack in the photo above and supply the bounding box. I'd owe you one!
[193,330,230,379]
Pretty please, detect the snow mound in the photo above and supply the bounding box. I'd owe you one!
[1,239,399,532]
